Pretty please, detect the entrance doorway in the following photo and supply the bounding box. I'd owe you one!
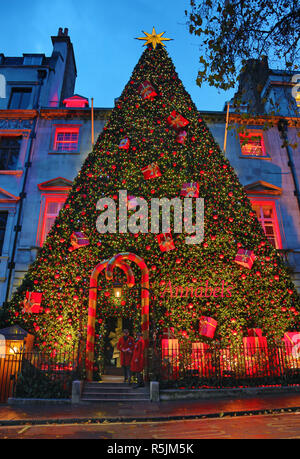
[103,317,133,377]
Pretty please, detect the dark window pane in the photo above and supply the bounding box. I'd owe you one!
[0,212,8,255]
[9,88,32,109]
[0,136,22,170]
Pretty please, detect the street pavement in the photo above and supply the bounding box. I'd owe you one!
[0,389,300,440]
[1,390,300,423]
[1,411,300,439]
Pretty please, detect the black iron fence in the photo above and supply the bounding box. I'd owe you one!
[1,342,300,402]
[150,341,300,388]
[0,348,85,402]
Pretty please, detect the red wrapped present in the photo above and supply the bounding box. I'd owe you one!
[247,328,263,337]
[243,336,268,356]
[282,332,300,358]
[176,130,187,145]
[180,182,199,198]
[22,292,43,313]
[162,327,175,339]
[199,316,217,338]
[118,137,130,150]
[138,80,157,100]
[234,248,255,269]
[167,110,189,130]
[157,233,175,252]
[161,338,179,380]
[69,232,90,252]
[243,336,268,376]
[191,342,212,375]
[127,195,138,210]
[141,163,162,180]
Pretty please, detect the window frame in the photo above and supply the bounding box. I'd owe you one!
[37,194,68,247]
[250,199,282,249]
[239,130,267,158]
[50,124,81,154]
[8,87,32,109]
[0,135,22,170]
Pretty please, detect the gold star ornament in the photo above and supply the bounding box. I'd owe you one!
[136,27,172,50]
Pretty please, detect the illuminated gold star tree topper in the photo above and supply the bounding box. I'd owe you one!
[136,27,172,49]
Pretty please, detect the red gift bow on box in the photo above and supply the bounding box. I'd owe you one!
[69,232,90,252]
[247,328,263,337]
[283,332,300,358]
[236,249,254,263]
[157,233,175,252]
[127,195,138,210]
[138,80,157,99]
[181,183,199,197]
[167,111,189,129]
[176,130,187,144]
[199,317,217,336]
[118,137,130,149]
[141,163,161,179]
[22,292,43,313]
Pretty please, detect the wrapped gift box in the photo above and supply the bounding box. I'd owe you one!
[247,328,263,337]
[118,137,130,150]
[191,342,212,376]
[199,316,217,338]
[234,248,256,269]
[157,233,175,252]
[162,327,175,339]
[243,336,269,376]
[127,195,138,210]
[243,336,268,358]
[138,80,157,100]
[176,130,187,145]
[141,163,162,180]
[167,110,189,130]
[69,232,90,252]
[22,292,43,313]
[180,182,199,198]
[282,332,300,358]
[161,338,179,380]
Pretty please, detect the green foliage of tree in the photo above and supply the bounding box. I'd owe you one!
[185,0,300,91]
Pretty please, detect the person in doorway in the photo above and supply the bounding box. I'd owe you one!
[117,329,134,383]
[130,331,145,388]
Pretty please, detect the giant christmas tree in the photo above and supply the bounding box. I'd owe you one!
[2,29,299,370]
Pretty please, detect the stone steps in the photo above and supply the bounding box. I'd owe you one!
[81,382,150,402]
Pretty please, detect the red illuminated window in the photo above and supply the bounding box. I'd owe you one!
[53,127,79,152]
[239,132,266,157]
[250,200,282,249]
[39,196,67,246]
[63,95,89,108]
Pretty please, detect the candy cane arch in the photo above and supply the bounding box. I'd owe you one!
[106,253,150,378]
[86,258,135,381]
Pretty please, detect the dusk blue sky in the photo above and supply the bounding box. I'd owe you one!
[0,0,236,111]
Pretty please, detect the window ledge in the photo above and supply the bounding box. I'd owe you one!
[48,150,80,155]
[239,155,272,161]
[0,170,23,177]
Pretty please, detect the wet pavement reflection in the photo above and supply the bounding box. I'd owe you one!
[0,391,300,423]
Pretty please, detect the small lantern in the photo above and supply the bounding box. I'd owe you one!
[113,281,123,298]
[0,325,34,355]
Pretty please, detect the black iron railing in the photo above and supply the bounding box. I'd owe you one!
[0,348,86,402]
[1,342,299,401]
[150,342,300,388]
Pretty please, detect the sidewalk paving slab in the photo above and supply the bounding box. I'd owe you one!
[1,388,300,425]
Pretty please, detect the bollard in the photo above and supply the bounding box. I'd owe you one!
[150,381,160,402]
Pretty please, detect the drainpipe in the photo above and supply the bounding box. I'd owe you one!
[4,69,47,305]
[277,118,300,214]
